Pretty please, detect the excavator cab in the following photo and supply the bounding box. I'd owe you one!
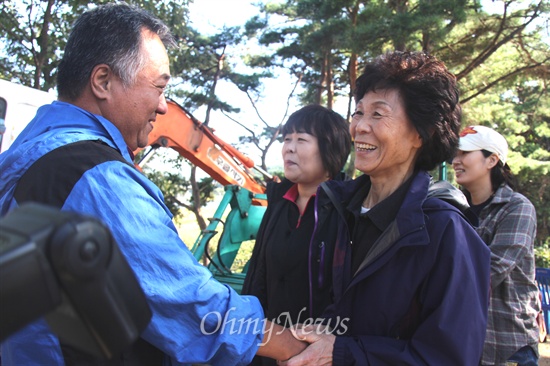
[191,185,267,293]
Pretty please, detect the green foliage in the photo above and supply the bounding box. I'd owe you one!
[513,157,550,246]
[143,152,216,222]
[0,0,191,90]
[146,169,190,217]
[252,0,485,106]
[535,240,550,269]
[271,170,285,181]
[0,0,81,89]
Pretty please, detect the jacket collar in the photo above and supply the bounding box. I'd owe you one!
[326,171,433,290]
[353,172,431,277]
[0,101,133,208]
[490,183,514,205]
[323,171,432,239]
[6,101,132,162]
[268,172,350,206]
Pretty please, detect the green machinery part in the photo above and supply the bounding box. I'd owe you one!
[191,185,267,294]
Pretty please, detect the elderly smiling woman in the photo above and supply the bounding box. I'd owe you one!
[280,51,492,366]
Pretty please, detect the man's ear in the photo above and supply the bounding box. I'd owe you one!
[90,64,113,100]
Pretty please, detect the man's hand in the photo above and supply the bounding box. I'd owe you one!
[256,320,307,361]
[278,325,335,366]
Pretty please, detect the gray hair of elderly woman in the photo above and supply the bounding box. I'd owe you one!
[354,51,461,171]
[57,2,176,101]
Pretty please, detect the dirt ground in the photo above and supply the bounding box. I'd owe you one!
[540,339,550,366]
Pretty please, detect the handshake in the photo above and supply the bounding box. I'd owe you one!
[263,321,342,366]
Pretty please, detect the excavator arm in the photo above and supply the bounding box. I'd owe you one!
[135,99,268,196]
[134,99,270,292]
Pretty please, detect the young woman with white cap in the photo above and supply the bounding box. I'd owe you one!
[453,125,540,366]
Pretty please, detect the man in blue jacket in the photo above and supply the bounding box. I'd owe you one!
[0,3,304,365]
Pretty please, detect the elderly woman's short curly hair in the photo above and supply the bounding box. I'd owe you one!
[354,51,461,171]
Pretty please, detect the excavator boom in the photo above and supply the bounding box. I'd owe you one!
[135,99,267,196]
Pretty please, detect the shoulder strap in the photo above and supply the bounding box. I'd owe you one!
[14,140,129,208]
[15,140,165,364]
[320,181,346,219]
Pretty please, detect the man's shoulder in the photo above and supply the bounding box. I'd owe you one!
[19,140,128,185]
[14,140,130,208]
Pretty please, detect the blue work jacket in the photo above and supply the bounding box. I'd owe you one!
[317,172,491,365]
[0,101,264,366]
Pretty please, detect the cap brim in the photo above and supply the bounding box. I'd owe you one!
[458,138,482,152]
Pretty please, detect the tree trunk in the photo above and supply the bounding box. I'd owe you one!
[392,0,408,51]
[316,54,328,105]
[33,0,54,89]
[346,53,359,179]
[326,51,334,109]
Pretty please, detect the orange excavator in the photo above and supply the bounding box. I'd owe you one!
[135,99,270,293]
[135,99,270,197]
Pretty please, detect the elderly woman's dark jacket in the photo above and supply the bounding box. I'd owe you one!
[318,171,491,366]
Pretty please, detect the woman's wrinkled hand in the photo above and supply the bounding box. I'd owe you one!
[277,324,335,366]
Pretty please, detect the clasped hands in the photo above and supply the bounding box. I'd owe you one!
[277,324,335,366]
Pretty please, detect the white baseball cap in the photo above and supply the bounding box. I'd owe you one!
[458,125,509,164]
